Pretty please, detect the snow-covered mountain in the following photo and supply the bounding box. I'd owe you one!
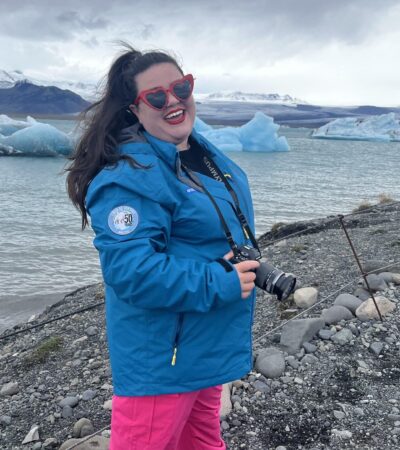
[0,70,97,101]
[1,70,307,106]
[194,91,307,106]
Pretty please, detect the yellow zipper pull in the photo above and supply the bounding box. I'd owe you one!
[171,346,177,366]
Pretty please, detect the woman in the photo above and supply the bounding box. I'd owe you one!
[66,43,259,450]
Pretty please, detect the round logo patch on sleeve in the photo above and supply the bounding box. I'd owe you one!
[108,206,139,235]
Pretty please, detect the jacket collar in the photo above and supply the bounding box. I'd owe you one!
[118,122,218,171]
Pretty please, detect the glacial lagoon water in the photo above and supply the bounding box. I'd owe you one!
[1,122,400,331]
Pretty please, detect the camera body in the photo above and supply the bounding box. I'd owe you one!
[230,244,296,301]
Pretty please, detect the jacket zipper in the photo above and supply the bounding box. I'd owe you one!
[171,313,184,366]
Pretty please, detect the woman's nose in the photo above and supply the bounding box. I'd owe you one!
[165,89,180,107]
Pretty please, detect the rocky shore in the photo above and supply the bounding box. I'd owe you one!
[1,203,399,450]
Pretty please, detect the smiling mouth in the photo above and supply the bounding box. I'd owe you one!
[164,109,186,124]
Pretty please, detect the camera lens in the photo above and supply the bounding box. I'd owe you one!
[255,261,296,301]
[273,274,296,301]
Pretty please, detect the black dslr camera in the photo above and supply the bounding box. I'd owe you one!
[231,245,296,301]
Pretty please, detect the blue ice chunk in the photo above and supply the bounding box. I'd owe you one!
[238,112,289,151]
[0,114,32,136]
[312,112,400,142]
[0,116,73,156]
[194,112,289,152]
[193,116,213,132]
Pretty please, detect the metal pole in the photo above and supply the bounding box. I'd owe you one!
[337,214,383,321]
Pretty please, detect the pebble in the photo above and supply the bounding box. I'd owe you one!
[81,389,97,401]
[0,415,12,425]
[221,420,230,430]
[331,429,353,439]
[85,326,98,336]
[369,341,384,355]
[331,328,353,346]
[59,396,79,408]
[286,355,300,369]
[253,380,270,394]
[103,399,112,410]
[301,354,319,365]
[333,410,345,420]
[0,381,19,396]
[318,329,335,340]
[42,438,58,448]
[61,405,74,418]
[388,414,400,421]
[302,342,317,353]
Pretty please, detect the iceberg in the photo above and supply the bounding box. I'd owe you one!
[0,111,289,157]
[0,114,34,136]
[0,115,73,156]
[312,112,400,142]
[194,112,289,152]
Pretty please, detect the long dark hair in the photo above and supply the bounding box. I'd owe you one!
[65,42,183,230]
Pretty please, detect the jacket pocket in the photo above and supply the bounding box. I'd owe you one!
[171,313,184,366]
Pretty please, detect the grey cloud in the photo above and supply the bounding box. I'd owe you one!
[141,24,155,40]
[80,37,100,48]
[56,11,109,31]
[0,0,398,48]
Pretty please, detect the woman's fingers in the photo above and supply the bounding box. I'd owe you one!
[235,260,260,273]
[223,250,234,261]
[220,252,260,299]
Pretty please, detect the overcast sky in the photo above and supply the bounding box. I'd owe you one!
[0,0,399,106]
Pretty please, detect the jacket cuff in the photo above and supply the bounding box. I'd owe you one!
[209,260,242,308]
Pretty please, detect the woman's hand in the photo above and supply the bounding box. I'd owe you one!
[223,251,260,299]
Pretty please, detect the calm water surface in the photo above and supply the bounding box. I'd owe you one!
[1,121,399,329]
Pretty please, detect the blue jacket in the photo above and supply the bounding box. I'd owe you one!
[85,124,256,395]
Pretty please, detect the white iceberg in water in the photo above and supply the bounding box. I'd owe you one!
[312,112,400,142]
[194,111,289,152]
[0,115,73,156]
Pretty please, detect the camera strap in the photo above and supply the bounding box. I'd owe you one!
[180,158,260,257]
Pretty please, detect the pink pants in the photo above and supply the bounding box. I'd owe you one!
[109,385,226,450]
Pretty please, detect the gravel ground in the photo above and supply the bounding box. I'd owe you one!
[0,202,399,450]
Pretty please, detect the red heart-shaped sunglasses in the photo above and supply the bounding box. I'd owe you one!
[133,74,195,111]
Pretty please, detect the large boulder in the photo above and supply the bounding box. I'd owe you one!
[355,296,396,321]
[362,260,400,274]
[254,347,285,379]
[294,287,318,308]
[361,274,387,292]
[334,293,363,314]
[280,318,324,354]
[321,305,354,324]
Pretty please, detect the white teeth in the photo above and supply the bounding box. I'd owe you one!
[165,110,184,119]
